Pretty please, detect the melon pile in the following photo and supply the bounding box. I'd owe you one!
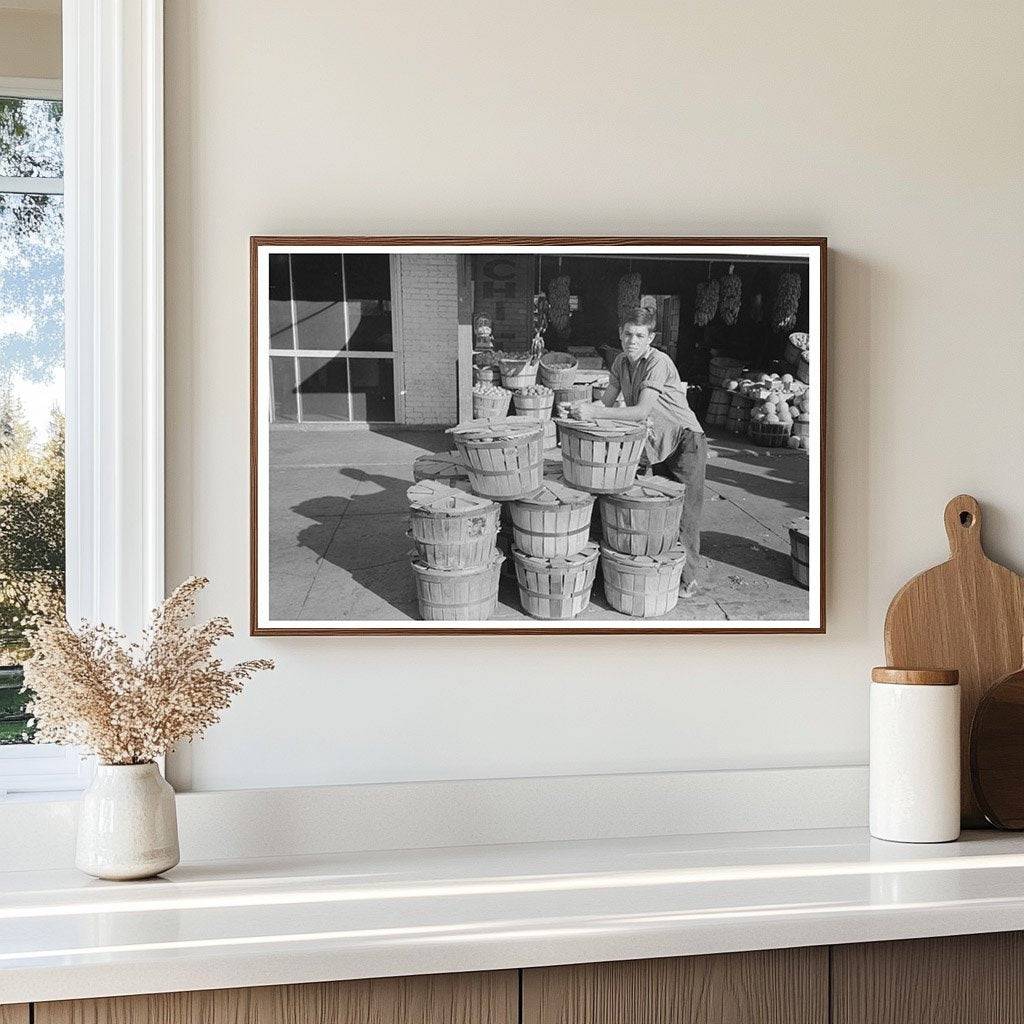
[721,372,812,450]
[788,391,812,449]
[748,373,804,420]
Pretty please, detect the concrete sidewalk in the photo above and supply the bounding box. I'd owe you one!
[267,426,810,623]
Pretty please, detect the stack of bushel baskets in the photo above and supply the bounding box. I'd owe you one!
[509,474,599,619]
[412,416,545,621]
[406,479,503,620]
[512,383,556,448]
[556,418,688,619]
[596,477,687,617]
[407,414,694,622]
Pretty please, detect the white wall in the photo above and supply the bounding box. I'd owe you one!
[164,0,1024,792]
[0,5,61,80]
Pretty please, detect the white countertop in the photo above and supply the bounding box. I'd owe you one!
[4,826,1024,1004]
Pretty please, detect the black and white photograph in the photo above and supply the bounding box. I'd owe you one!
[251,239,825,634]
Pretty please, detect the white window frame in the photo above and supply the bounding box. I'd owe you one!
[0,0,164,799]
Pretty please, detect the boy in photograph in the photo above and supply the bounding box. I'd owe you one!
[571,307,707,591]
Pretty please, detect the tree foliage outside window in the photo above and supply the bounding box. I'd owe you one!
[0,96,65,745]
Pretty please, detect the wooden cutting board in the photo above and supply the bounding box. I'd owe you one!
[884,494,1024,826]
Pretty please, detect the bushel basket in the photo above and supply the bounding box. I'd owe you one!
[411,555,504,621]
[509,473,596,558]
[412,450,470,484]
[539,352,579,388]
[553,382,594,409]
[472,387,512,419]
[705,387,731,427]
[447,417,545,500]
[748,419,792,448]
[600,545,686,618]
[500,356,539,390]
[513,544,599,620]
[406,480,499,570]
[726,394,752,435]
[796,352,811,385]
[512,386,554,421]
[709,356,746,388]
[786,332,809,367]
[556,418,647,494]
[789,517,810,588]
[599,477,686,556]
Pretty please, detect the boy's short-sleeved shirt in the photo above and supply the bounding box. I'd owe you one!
[609,348,704,464]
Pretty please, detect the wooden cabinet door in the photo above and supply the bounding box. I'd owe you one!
[522,948,828,1024]
[832,932,1024,1024]
[0,1006,29,1024]
[35,971,517,1024]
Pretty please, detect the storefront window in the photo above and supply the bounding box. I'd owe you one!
[267,253,396,423]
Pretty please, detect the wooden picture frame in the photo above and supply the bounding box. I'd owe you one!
[250,237,827,635]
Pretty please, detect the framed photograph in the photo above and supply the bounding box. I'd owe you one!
[250,237,826,635]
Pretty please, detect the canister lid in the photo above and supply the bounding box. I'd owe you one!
[870,667,960,686]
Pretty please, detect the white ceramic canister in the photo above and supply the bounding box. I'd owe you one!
[869,667,960,843]
[76,762,180,880]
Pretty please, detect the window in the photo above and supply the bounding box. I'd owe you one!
[268,253,397,424]
[0,89,65,751]
[0,7,166,797]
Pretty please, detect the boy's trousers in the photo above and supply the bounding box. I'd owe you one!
[647,429,708,589]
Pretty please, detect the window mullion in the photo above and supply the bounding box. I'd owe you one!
[0,175,64,195]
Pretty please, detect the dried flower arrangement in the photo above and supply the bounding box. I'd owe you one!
[22,576,273,765]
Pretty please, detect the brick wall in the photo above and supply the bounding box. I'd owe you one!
[396,255,459,425]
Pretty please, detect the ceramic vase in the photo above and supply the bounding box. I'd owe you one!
[76,762,180,880]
